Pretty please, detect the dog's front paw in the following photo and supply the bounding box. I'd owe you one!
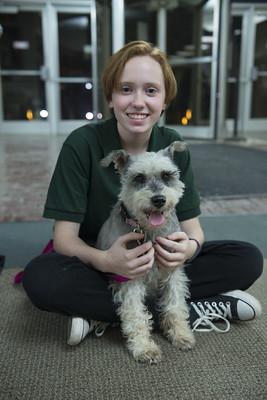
[172,330,195,351]
[132,340,162,364]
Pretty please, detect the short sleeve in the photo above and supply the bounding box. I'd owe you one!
[43,137,91,222]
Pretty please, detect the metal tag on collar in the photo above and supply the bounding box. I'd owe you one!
[133,226,147,245]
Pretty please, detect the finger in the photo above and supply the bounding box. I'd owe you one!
[129,247,154,269]
[130,256,154,278]
[166,231,188,241]
[155,236,177,250]
[119,231,145,245]
[155,253,181,269]
[156,237,186,254]
[128,240,153,259]
[154,243,179,261]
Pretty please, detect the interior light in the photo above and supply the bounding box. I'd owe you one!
[85,82,93,90]
[181,117,188,126]
[40,109,48,118]
[185,109,192,120]
[26,109,33,121]
[13,41,30,50]
[86,112,94,120]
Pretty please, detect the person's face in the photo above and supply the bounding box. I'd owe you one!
[109,56,166,142]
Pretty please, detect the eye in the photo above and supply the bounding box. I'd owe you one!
[133,173,146,185]
[145,87,159,96]
[120,85,132,94]
[161,171,176,183]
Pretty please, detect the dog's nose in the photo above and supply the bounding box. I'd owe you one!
[151,195,166,208]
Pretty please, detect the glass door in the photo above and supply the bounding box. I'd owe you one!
[0,2,98,135]
[0,8,49,133]
[249,12,267,132]
[226,6,267,139]
[164,0,219,139]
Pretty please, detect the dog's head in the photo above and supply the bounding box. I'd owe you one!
[101,141,186,230]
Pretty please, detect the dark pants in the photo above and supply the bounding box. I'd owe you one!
[22,241,263,323]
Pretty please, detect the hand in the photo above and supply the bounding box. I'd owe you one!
[154,231,193,270]
[105,232,154,279]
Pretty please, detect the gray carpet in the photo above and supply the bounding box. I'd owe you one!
[189,144,267,198]
[0,265,266,400]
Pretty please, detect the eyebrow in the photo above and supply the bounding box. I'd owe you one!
[119,81,161,87]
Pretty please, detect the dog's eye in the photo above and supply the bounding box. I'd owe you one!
[133,174,146,185]
[161,171,173,183]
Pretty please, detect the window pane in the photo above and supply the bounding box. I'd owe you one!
[60,83,93,119]
[0,12,43,70]
[167,2,214,58]
[166,64,211,126]
[251,16,267,118]
[251,77,267,118]
[2,76,46,120]
[58,14,92,77]
[125,1,156,44]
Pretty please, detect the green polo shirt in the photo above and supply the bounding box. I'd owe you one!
[43,117,201,244]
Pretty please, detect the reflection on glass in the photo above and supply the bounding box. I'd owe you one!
[0,12,43,70]
[226,16,242,119]
[166,64,211,126]
[58,14,92,77]
[251,77,267,118]
[167,2,214,58]
[125,3,156,44]
[251,16,267,118]
[60,83,93,119]
[2,76,46,120]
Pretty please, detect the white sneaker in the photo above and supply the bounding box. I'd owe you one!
[67,317,110,346]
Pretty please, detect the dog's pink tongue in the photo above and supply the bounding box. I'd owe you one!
[148,212,165,227]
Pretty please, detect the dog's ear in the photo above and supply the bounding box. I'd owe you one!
[161,141,187,159]
[100,150,129,171]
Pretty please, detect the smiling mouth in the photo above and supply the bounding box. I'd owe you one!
[127,113,149,120]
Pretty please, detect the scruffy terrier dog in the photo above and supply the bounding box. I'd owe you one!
[96,142,195,363]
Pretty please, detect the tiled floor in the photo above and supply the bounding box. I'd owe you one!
[0,133,267,222]
[0,134,65,222]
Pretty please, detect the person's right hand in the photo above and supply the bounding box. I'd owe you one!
[104,232,154,279]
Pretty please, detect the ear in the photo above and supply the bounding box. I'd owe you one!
[100,149,130,172]
[161,141,187,159]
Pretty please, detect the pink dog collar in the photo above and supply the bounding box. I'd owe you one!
[112,274,130,283]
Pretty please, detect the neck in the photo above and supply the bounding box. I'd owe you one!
[117,124,151,154]
[120,138,149,154]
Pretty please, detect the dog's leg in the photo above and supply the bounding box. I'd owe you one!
[159,269,195,350]
[115,280,162,364]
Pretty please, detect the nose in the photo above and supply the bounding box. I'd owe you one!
[132,90,145,108]
[151,195,166,208]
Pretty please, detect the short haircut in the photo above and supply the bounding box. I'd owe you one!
[102,41,177,107]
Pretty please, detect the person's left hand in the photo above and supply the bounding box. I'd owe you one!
[154,231,191,270]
